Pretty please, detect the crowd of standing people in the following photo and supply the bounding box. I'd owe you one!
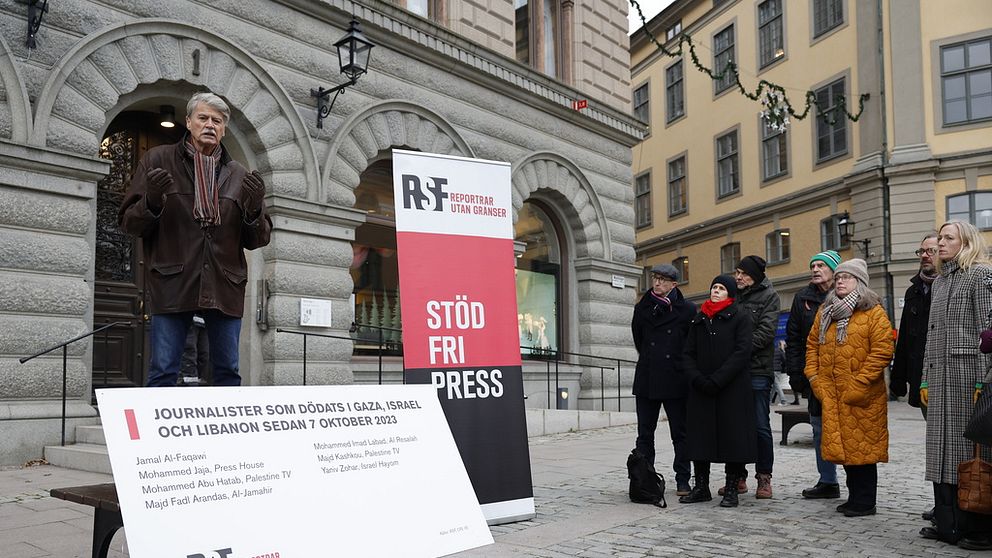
[631,220,992,550]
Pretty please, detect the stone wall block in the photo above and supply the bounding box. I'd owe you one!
[268,264,352,299]
[0,103,12,140]
[268,171,308,198]
[270,362,353,386]
[205,49,239,98]
[52,87,106,135]
[180,39,208,86]
[45,118,97,155]
[337,136,368,178]
[610,241,635,265]
[148,35,184,82]
[579,322,635,349]
[0,272,89,316]
[325,174,358,207]
[418,120,440,153]
[90,43,139,96]
[0,358,89,399]
[599,197,633,223]
[242,91,281,134]
[263,326,353,361]
[0,229,89,275]
[119,36,160,85]
[65,60,119,112]
[570,182,590,212]
[578,300,636,327]
[384,111,406,147]
[224,68,263,110]
[0,316,87,358]
[0,187,90,234]
[267,295,354,331]
[607,220,635,247]
[403,112,421,148]
[257,117,296,150]
[350,120,380,161]
[366,113,391,153]
[430,132,454,156]
[578,281,639,306]
[263,231,349,267]
[263,143,304,171]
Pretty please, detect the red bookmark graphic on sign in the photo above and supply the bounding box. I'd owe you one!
[124,409,140,440]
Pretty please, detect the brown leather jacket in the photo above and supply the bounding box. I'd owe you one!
[118,140,272,318]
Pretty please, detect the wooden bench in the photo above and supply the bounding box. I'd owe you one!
[774,407,811,446]
[50,483,122,558]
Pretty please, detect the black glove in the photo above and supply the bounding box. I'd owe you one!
[145,168,173,212]
[692,375,720,396]
[241,171,265,217]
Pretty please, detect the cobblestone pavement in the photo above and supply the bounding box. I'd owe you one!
[0,401,980,557]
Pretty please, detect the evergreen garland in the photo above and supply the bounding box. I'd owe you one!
[630,0,870,130]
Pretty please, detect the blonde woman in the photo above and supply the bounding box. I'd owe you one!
[920,221,992,550]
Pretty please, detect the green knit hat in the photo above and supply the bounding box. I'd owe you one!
[809,250,842,270]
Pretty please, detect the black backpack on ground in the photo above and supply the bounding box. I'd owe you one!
[627,449,667,508]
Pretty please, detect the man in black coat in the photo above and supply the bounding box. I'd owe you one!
[891,233,938,413]
[632,264,697,496]
[786,249,842,499]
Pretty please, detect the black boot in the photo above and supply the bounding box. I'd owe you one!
[679,472,712,504]
[720,474,741,508]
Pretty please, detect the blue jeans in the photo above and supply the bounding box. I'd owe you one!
[148,310,242,387]
[751,375,774,475]
[810,414,838,484]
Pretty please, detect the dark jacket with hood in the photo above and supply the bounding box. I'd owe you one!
[118,140,272,318]
[632,287,697,400]
[890,273,933,407]
[683,300,757,463]
[736,277,779,378]
[785,282,830,415]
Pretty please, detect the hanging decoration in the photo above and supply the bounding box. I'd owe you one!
[629,0,870,131]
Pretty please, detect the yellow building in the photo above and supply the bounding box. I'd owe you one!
[630,0,992,320]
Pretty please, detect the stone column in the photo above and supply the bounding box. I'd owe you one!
[560,0,575,86]
[0,143,109,466]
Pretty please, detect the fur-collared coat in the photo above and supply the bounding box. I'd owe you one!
[922,260,992,484]
[805,296,894,465]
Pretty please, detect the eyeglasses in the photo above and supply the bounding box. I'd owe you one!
[914,247,937,257]
[834,273,856,281]
[651,275,675,283]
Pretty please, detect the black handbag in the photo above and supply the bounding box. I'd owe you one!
[964,389,992,446]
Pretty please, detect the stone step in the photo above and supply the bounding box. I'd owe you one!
[44,443,112,475]
[75,424,106,446]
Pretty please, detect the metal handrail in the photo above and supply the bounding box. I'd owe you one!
[19,321,131,446]
[275,328,402,386]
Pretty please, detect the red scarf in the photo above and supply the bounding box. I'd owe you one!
[184,139,223,228]
[701,298,733,318]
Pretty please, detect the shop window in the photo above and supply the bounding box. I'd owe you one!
[515,202,562,354]
[940,37,992,125]
[947,192,992,230]
[720,242,740,274]
[766,229,790,264]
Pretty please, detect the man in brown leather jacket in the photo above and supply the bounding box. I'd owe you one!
[119,92,272,386]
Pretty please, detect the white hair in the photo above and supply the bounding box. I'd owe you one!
[186,92,230,123]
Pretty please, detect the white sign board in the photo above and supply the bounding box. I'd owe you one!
[96,385,493,558]
[299,297,333,327]
[611,275,625,289]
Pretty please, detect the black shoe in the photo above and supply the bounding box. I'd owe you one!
[919,527,939,540]
[958,536,992,551]
[802,482,841,499]
[719,475,741,508]
[679,485,712,504]
[921,507,935,522]
[836,501,852,513]
[676,481,691,497]
[791,400,801,405]
[842,505,876,517]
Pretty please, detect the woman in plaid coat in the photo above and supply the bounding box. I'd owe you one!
[921,220,992,550]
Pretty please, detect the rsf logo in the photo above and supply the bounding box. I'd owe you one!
[186,549,233,558]
[401,174,448,212]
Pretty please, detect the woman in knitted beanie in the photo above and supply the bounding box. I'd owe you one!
[679,275,757,508]
[804,258,893,518]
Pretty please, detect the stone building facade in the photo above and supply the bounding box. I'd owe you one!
[0,0,643,465]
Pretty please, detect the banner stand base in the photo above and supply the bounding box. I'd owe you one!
[481,497,536,525]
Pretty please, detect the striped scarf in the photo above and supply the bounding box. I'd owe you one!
[819,289,860,344]
[184,140,223,228]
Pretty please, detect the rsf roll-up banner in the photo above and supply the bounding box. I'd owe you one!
[392,149,535,524]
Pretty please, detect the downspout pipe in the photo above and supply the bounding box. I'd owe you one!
[878,0,895,322]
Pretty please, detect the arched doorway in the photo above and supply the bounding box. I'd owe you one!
[92,108,185,389]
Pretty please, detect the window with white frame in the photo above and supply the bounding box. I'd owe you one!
[635,173,652,228]
[666,60,685,122]
[940,37,992,125]
[762,120,788,180]
[766,229,791,264]
[812,0,843,38]
[666,20,682,42]
[713,25,736,94]
[720,242,740,274]
[947,192,992,230]
[758,0,784,68]
[820,214,848,251]
[668,156,686,216]
[815,78,847,162]
[673,256,689,284]
[633,83,650,124]
[716,130,739,198]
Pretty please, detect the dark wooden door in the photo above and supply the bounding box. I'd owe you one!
[92,112,183,389]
